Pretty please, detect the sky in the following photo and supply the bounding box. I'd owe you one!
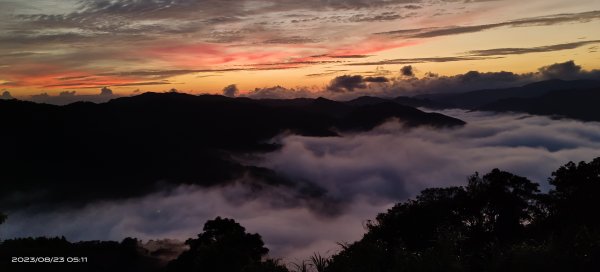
[1,0,600,98]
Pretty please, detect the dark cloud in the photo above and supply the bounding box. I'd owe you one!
[326,75,391,92]
[222,84,239,97]
[348,11,404,22]
[393,69,537,95]
[1,90,13,100]
[538,60,582,79]
[467,40,600,56]
[244,86,315,99]
[262,36,318,44]
[364,76,389,83]
[400,65,415,77]
[403,4,422,9]
[30,92,50,99]
[323,69,535,99]
[377,10,600,38]
[361,66,393,77]
[59,91,77,96]
[100,87,113,95]
[327,75,368,92]
[28,91,121,105]
[58,75,93,81]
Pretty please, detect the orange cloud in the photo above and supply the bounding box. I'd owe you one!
[145,43,300,68]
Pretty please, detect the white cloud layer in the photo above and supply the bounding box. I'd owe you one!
[1,184,387,261]
[261,109,600,196]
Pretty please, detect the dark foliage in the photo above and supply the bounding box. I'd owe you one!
[547,158,600,227]
[326,158,600,272]
[166,217,285,272]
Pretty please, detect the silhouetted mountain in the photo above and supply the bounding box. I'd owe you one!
[345,96,391,106]
[417,79,600,109]
[346,96,450,109]
[481,88,600,121]
[393,96,452,109]
[256,97,352,117]
[0,93,464,209]
[337,102,465,131]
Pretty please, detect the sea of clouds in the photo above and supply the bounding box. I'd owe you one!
[3,109,600,261]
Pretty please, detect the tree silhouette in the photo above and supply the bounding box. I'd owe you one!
[537,158,600,270]
[464,169,540,243]
[167,217,277,272]
[547,157,600,227]
[326,168,562,272]
[0,213,5,225]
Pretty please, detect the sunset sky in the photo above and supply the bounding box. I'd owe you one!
[1,0,600,98]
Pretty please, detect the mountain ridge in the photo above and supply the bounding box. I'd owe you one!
[0,93,464,209]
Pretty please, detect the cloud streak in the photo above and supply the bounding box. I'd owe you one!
[346,56,501,66]
[377,10,600,38]
[466,40,600,56]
